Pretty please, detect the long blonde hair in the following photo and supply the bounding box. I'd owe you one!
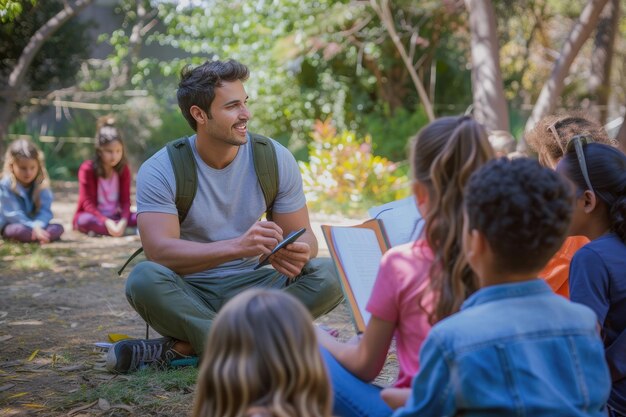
[412,116,494,324]
[192,289,332,417]
[2,139,50,212]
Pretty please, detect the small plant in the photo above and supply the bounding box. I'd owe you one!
[300,119,410,216]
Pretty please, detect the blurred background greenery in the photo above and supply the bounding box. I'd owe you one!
[1,0,625,215]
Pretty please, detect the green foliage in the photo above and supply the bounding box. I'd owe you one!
[364,107,429,161]
[300,119,410,216]
[0,0,91,92]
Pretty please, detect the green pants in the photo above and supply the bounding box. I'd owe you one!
[125,258,343,354]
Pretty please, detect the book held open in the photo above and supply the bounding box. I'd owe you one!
[322,196,423,333]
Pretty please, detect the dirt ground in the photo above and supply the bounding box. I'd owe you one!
[0,182,396,416]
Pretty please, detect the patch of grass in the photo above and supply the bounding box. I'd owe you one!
[0,242,75,270]
[67,367,198,414]
[13,250,56,270]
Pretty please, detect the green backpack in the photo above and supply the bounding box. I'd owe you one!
[118,133,278,275]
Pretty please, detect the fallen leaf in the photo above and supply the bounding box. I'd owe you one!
[66,399,98,416]
[108,333,131,342]
[27,349,39,361]
[98,398,111,411]
[23,403,45,409]
[0,334,13,342]
[9,320,43,326]
[110,404,134,413]
[8,391,28,399]
[0,311,7,318]
[100,263,117,269]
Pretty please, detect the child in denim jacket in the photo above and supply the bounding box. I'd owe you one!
[0,139,64,244]
[394,158,610,417]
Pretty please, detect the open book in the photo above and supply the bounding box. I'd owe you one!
[322,196,423,333]
[321,219,390,333]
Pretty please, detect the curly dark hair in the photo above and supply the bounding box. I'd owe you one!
[524,111,613,167]
[465,158,573,274]
[560,142,626,243]
[177,59,249,131]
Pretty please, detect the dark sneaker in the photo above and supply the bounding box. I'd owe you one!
[105,337,188,373]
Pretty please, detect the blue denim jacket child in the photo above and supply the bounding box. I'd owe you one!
[0,176,54,231]
[394,279,611,417]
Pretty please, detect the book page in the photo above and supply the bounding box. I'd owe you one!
[331,227,383,325]
[368,196,423,247]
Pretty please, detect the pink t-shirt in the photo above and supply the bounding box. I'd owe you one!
[97,172,120,218]
[366,239,434,388]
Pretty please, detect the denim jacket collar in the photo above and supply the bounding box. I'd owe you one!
[461,279,551,311]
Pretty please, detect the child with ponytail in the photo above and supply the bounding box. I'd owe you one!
[317,116,494,417]
[73,116,136,237]
[557,138,626,417]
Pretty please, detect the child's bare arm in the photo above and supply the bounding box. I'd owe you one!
[381,387,411,410]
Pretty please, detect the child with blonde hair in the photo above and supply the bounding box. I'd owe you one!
[0,139,64,243]
[73,116,136,237]
[192,288,332,417]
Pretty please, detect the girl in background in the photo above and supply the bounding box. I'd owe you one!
[0,139,64,243]
[73,116,136,237]
[192,289,332,417]
[317,116,494,417]
[558,139,626,417]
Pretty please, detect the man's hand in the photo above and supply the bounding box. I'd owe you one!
[32,226,50,244]
[235,221,283,258]
[269,241,310,279]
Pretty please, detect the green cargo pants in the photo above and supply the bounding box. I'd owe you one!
[125,258,343,355]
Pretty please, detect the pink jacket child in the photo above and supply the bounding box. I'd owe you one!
[73,117,136,237]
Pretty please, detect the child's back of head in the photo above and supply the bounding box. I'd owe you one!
[464,157,573,278]
[191,289,331,417]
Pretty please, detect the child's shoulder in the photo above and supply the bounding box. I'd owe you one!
[429,285,598,350]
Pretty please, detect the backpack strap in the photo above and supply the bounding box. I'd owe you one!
[166,136,198,224]
[118,136,197,276]
[250,133,278,220]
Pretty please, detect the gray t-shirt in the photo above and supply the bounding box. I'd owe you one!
[136,134,306,279]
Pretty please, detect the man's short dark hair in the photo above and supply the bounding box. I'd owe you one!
[464,158,573,274]
[177,59,249,131]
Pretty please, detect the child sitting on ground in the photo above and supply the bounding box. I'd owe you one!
[393,157,610,417]
[0,139,64,244]
[525,112,616,297]
[73,116,136,237]
[317,116,494,417]
[557,138,626,417]
[191,288,331,417]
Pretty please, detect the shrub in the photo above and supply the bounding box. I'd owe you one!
[300,119,410,216]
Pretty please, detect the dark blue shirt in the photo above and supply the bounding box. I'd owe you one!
[570,233,626,414]
[394,280,610,417]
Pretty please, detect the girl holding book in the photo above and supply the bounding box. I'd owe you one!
[316,116,494,417]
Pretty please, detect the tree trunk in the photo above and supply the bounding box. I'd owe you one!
[465,0,509,133]
[588,0,619,124]
[0,0,94,151]
[370,0,435,121]
[617,115,626,153]
[524,0,610,134]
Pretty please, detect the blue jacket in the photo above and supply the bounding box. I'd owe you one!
[394,279,611,417]
[0,176,54,231]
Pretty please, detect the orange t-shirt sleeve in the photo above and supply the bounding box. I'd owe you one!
[539,236,589,298]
